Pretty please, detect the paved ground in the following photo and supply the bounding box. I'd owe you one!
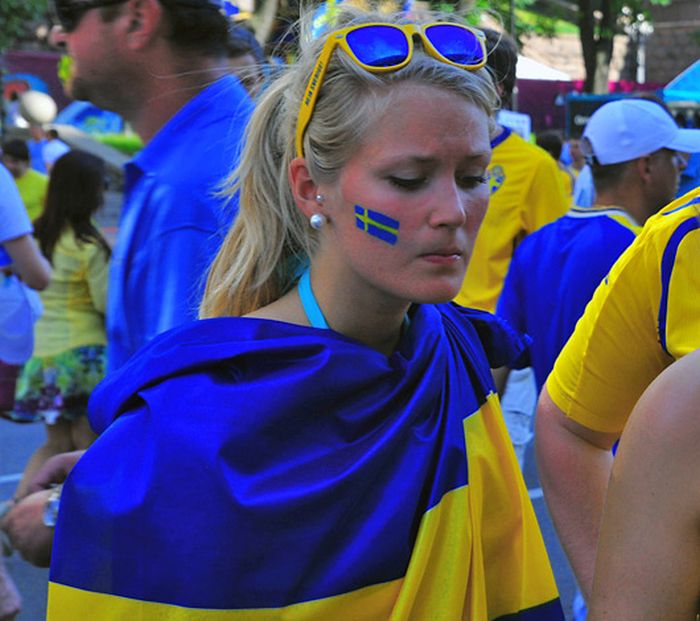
[1,185,577,619]
[1,420,49,621]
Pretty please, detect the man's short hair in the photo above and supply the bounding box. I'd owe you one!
[226,23,265,64]
[100,0,229,57]
[161,1,229,57]
[537,131,563,161]
[2,139,30,162]
[588,157,632,194]
[481,28,518,109]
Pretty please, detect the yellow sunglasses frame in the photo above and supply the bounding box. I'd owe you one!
[295,22,488,159]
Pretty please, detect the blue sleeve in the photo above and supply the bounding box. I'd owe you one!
[106,182,236,371]
[141,211,228,340]
[497,246,526,334]
[446,304,531,370]
[0,164,31,242]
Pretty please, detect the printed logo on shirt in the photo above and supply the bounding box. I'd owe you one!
[489,165,505,195]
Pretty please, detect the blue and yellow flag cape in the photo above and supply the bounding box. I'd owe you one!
[48,304,562,620]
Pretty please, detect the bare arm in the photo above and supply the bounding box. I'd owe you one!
[535,386,618,600]
[26,450,85,494]
[3,234,51,290]
[492,365,509,395]
[589,351,700,621]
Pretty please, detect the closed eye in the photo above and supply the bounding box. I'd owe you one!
[457,172,490,190]
[387,176,428,191]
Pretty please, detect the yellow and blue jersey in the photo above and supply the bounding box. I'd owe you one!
[455,128,570,312]
[547,188,700,434]
[49,305,563,620]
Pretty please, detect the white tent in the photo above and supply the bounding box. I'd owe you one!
[516,55,571,81]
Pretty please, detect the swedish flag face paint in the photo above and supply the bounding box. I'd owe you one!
[354,205,400,245]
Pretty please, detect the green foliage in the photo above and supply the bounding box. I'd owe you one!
[57,55,73,87]
[514,8,578,36]
[93,133,144,157]
[0,0,49,53]
[471,0,570,41]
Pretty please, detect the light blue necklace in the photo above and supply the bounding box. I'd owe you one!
[298,268,330,329]
[298,268,411,333]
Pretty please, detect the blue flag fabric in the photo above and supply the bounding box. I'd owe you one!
[48,304,562,619]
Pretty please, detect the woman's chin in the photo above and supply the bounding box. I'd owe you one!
[409,285,463,306]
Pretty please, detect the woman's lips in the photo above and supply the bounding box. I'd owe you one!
[420,249,463,264]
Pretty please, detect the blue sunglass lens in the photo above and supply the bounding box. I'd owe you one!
[346,26,409,67]
[425,25,485,65]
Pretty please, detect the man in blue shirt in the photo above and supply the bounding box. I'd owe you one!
[50,0,254,371]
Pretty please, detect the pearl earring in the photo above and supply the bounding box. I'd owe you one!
[309,214,327,230]
[315,194,324,204]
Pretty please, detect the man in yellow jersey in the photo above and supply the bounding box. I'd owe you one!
[454,29,570,313]
[536,112,700,604]
[502,98,692,619]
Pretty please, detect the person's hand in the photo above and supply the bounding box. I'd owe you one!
[0,490,54,568]
[0,556,21,621]
[26,450,85,495]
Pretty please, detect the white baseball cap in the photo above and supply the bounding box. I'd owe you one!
[582,98,700,165]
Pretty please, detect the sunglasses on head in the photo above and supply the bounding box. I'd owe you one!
[295,22,487,159]
[53,0,128,32]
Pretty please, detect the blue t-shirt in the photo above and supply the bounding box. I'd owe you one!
[106,76,253,371]
[27,139,48,174]
[0,163,32,267]
[497,207,639,392]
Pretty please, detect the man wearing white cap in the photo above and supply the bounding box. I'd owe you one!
[535,98,700,608]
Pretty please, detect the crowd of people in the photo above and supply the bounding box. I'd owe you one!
[0,0,699,619]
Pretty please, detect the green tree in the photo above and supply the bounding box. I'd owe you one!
[0,0,49,138]
[0,0,49,53]
[577,0,670,93]
[472,0,564,40]
[439,0,670,93]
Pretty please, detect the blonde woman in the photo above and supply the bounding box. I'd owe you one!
[48,8,563,619]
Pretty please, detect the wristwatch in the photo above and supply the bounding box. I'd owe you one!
[43,486,62,528]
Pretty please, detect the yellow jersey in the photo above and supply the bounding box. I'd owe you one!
[455,128,570,312]
[547,188,700,434]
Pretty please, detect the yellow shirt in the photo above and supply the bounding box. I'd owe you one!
[547,188,700,434]
[34,229,109,357]
[558,166,574,197]
[15,168,48,221]
[455,129,570,312]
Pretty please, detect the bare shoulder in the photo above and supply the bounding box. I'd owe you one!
[244,289,309,327]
